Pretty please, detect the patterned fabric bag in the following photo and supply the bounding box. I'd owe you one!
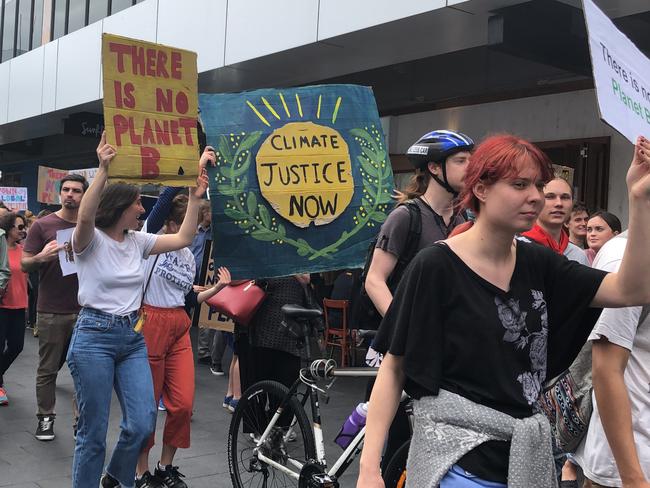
[539,305,650,453]
[537,355,592,453]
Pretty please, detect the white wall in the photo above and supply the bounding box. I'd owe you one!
[390,89,634,223]
[0,0,480,125]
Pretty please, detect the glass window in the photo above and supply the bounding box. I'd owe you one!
[2,0,17,62]
[32,0,44,49]
[88,0,108,23]
[67,0,85,33]
[110,0,133,15]
[17,0,32,55]
[52,0,66,39]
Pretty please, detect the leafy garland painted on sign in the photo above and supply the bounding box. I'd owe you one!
[213,91,392,260]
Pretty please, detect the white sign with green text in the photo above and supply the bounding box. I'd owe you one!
[583,0,650,143]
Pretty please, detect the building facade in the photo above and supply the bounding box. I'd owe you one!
[0,0,648,219]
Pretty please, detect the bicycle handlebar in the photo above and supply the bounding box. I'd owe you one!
[306,358,378,381]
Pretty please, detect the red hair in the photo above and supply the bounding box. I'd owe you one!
[459,134,554,214]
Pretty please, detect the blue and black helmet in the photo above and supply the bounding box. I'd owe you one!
[406,130,474,169]
[406,130,474,195]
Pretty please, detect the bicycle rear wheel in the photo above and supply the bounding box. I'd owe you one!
[382,440,409,488]
[228,380,317,488]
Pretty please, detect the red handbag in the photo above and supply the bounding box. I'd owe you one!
[206,280,267,326]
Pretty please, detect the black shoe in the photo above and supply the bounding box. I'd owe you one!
[197,356,211,365]
[35,416,55,441]
[100,472,120,488]
[154,464,187,488]
[136,471,164,488]
[210,365,225,376]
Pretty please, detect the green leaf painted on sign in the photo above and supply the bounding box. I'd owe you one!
[258,204,271,227]
[251,229,277,241]
[246,192,257,215]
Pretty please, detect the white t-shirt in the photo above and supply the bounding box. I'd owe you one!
[74,228,157,315]
[143,248,195,308]
[574,232,650,486]
[564,241,589,265]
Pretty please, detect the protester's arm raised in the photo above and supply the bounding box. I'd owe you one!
[73,132,112,253]
[592,136,650,308]
[357,353,405,488]
[196,267,231,304]
[150,147,215,255]
[365,248,398,317]
[591,338,650,488]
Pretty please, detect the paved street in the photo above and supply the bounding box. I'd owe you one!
[0,328,365,487]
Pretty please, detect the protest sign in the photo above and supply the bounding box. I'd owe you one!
[37,165,98,204]
[69,167,98,186]
[200,84,395,279]
[195,240,235,332]
[37,166,69,204]
[102,33,199,185]
[56,228,76,276]
[583,0,650,143]
[0,187,28,210]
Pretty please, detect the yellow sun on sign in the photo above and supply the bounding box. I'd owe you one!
[248,93,354,228]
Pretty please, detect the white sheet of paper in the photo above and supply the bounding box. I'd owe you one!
[56,228,77,277]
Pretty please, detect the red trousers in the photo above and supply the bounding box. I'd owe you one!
[142,305,194,450]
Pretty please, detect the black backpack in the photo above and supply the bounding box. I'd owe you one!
[350,200,422,330]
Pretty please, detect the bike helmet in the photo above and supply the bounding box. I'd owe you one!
[406,130,474,195]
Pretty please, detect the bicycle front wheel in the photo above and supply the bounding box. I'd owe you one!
[382,440,409,488]
[228,380,317,488]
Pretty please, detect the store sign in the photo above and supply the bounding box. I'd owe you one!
[0,187,28,210]
[64,112,104,138]
[102,33,199,185]
[583,0,650,143]
[37,165,97,204]
[200,84,394,279]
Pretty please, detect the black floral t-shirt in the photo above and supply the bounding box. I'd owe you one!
[374,240,607,482]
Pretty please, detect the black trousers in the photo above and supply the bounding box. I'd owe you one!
[0,308,26,386]
[250,346,301,388]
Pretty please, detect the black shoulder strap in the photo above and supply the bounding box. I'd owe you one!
[397,200,422,268]
[142,254,159,303]
[385,200,421,290]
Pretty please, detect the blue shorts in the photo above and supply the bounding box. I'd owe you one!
[440,465,507,488]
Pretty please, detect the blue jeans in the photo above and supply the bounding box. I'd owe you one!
[440,465,508,488]
[67,307,156,488]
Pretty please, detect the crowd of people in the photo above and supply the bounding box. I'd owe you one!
[0,128,648,488]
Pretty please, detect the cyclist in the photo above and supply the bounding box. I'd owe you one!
[364,130,473,471]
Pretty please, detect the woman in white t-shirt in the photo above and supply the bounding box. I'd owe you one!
[133,193,230,488]
[67,132,213,488]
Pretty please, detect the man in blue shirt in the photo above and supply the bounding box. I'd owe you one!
[192,200,226,375]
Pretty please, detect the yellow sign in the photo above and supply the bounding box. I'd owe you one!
[102,33,199,185]
[196,240,235,332]
[255,122,354,228]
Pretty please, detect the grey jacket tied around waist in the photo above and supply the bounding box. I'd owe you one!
[407,390,557,488]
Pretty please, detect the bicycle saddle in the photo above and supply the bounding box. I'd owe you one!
[281,304,323,319]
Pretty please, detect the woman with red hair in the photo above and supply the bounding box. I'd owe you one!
[357,134,650,488]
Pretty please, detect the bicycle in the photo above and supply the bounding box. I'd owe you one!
[227,303,380,488]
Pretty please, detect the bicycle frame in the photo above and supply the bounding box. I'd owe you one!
[251,364,375,482]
